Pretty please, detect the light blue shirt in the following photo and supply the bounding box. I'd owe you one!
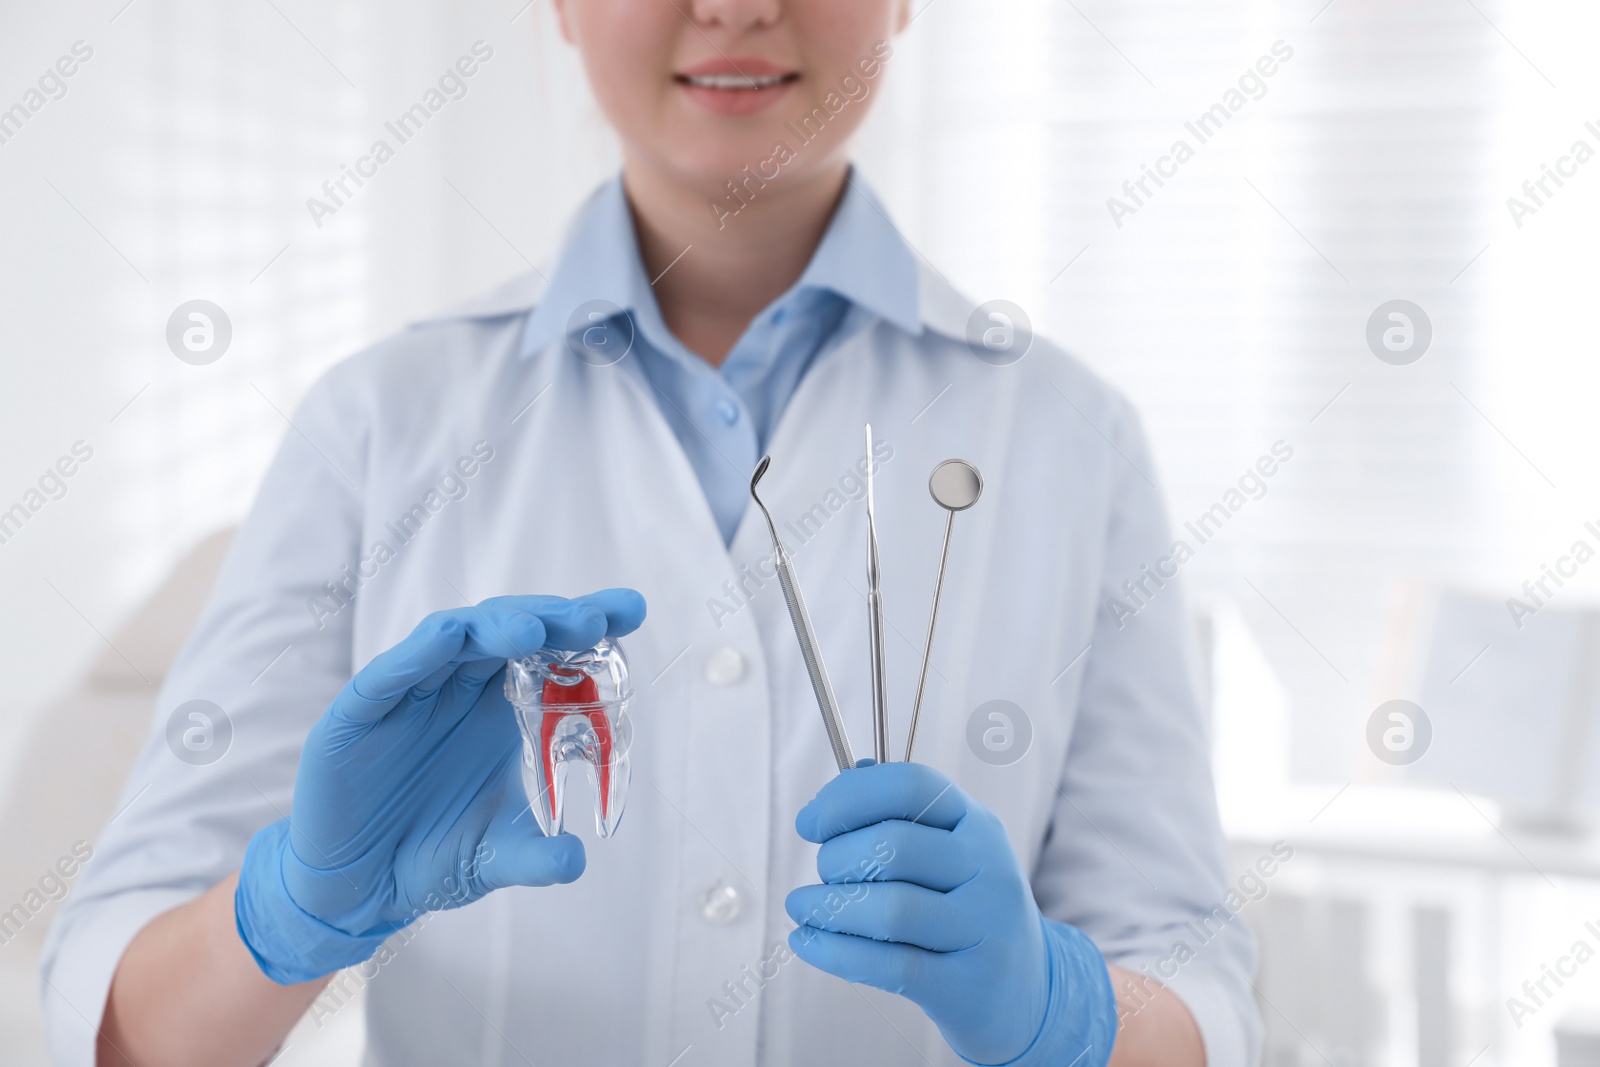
[519,172,921,544]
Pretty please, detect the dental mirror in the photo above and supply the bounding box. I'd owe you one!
[929,459,983,511]
[905,458,984,761]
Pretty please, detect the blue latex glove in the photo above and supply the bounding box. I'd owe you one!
[236,590,646,984]
[785,763,1118,1067]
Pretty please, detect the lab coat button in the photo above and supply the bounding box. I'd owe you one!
[704,646,745,687]
[700,880,742,924]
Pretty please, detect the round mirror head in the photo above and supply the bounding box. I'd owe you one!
[928,459,983,511]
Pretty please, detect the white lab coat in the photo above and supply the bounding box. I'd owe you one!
[41,262,1260,1066]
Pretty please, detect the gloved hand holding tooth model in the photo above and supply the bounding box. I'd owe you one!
[235,590,645,984]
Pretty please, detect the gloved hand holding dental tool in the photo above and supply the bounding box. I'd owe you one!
[760,437,1117,1066]
[787,764,1118,1067]
[236,589,646,984]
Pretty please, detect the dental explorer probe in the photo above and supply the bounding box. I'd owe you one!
[904,458,984,763]
[750,456,857,772]
[865,425,890,764]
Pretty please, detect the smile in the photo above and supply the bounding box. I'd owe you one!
[675,72,799,91]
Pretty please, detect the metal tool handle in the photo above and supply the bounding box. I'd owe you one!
[904,509,955,763]
[865,423,890,763]
[867,587,889,763]
[775,559,856,772]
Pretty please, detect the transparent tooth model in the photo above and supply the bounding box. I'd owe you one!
[504,639,634,838]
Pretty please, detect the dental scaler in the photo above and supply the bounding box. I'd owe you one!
[505,639,634,837]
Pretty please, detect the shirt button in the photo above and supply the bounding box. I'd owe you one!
[714,397,739,425]
[772,307,789,325]
[704,646,746,686]
[700,880,742,924]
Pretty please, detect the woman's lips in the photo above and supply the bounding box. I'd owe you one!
[673,61,799,117]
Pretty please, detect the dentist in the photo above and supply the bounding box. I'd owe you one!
[43,0,1258,1064]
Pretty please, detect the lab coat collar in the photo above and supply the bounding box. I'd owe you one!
[421,264,551,323]
[412,170,965,350]
[914,257,978,343]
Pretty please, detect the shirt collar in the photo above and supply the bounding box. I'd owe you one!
[790,172,921,338]
[513,169,924,360]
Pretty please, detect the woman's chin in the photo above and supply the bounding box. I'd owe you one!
[638,141,801,198]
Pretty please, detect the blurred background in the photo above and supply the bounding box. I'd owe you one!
[3,0,1599,1063]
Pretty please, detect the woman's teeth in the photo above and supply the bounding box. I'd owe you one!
[679,73,794,90]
